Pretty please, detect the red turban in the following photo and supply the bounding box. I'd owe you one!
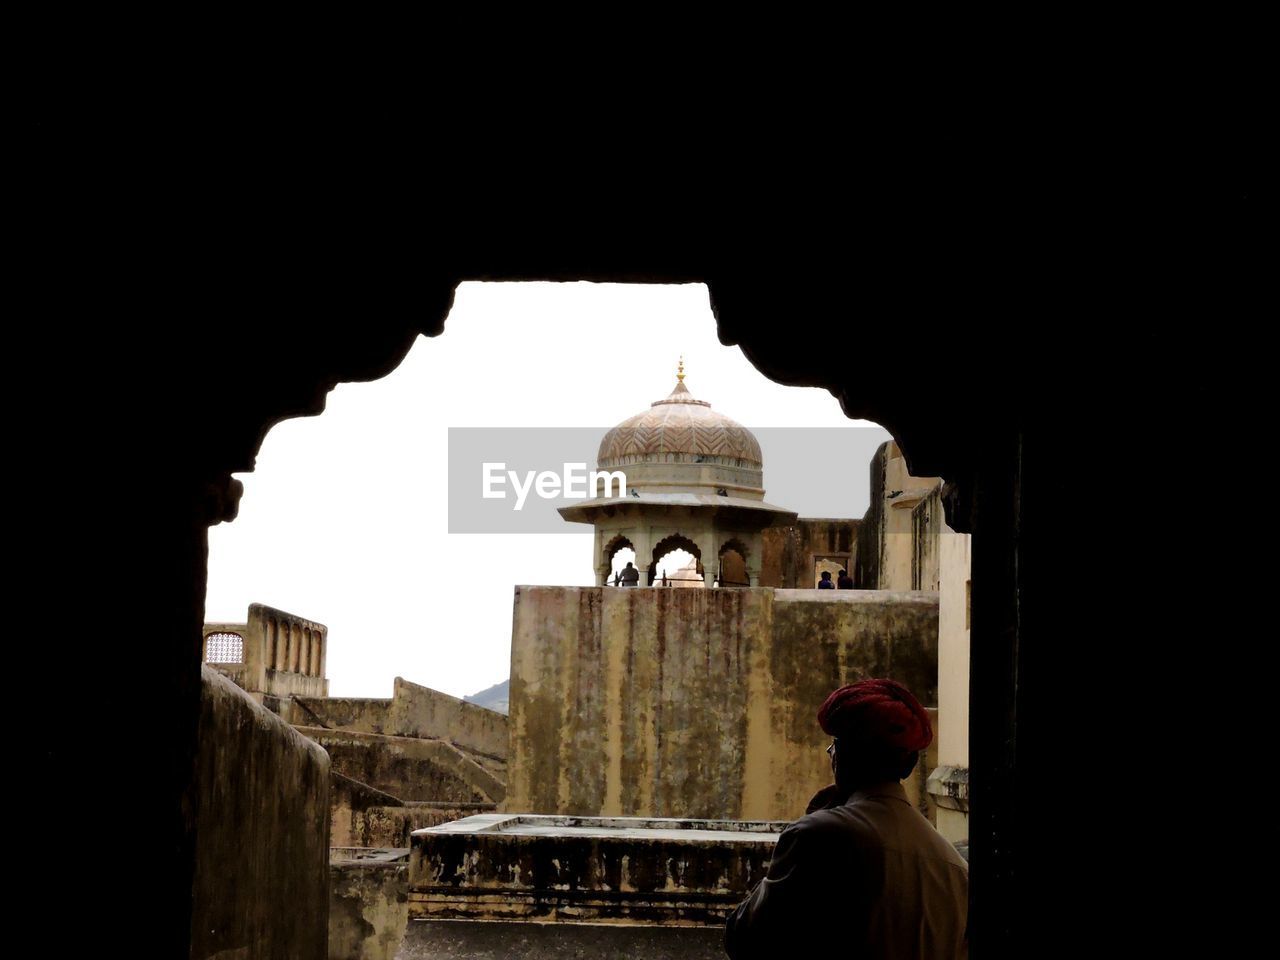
[817,678,932,752]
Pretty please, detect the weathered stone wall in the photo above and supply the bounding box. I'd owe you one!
[937,531,971,768]
[329,856,408,960]
[191,666,330,960]
[300,726,504,804]
[854,442,888,588]
[207,659,252,690]
[410,814,785,925]
[506,586,938,821]
[854,441,943,591]
[387,677,509,759]
[913,485,945,591]
[930,505,972,843]
[355,804,503,849]
[263,666,329,701]
[289,678,508,760]
[760,518,859,588]
[248,602,328,684]
[331,771,496,847]
[287,695,394,733]
[881,454,934,590]
[204,606,329,703]
[331,772,404,848]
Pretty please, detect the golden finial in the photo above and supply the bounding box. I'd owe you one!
[677,355,685,382]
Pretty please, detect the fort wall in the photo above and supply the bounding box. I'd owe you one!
[506,586,938,822]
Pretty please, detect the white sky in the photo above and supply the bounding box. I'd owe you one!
[205,283,889,699]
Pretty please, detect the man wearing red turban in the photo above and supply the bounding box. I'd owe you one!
[725,678,969,958]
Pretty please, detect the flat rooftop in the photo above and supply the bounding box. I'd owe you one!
[416,814,786,843]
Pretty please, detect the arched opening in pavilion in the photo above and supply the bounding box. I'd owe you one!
[718,539,749,587]
[604,534,637,585]
[649,533,703,587]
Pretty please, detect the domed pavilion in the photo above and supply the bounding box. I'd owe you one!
[558,362,798,586]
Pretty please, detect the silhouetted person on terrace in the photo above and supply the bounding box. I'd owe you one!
[725,678,968,959]
[837,568,854,589]
[618,561,640,586]
[817,571,834,589]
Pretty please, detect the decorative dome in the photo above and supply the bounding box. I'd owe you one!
[598,374,763,468]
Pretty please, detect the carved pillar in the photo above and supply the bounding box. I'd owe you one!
[694,528,719,586]
[593,527,609,585]
[744,531,763,586]
[630,528,653,585]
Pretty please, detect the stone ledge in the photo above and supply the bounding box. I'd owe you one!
[926,765,969,811]
[409,813,784,926]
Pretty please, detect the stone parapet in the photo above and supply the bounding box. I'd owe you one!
[926,764,970,812]
[297,726,504,804]
[408,814,786,926]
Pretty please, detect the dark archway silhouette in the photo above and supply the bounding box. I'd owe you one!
[100,284,1031,959]
[718,539,749,587]
[42,143,1209,952]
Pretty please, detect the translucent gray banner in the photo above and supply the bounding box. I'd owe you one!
[448,427,893,533]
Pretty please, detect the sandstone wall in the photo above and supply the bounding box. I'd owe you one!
[387,677,508,759]
[290,677,507,760]
[853,442,889,588]
[300,726,504,805]
[191,666,330,960]
[331,772,404,848]
[409,814,785,926]
[331,771,495,847]
[912,485,945,591]
[760,518,859,588]
[932,500,973,843]
[329,857,408,960]
[203,605,329,703]
[506,586,938,821]
[287,695,393,733]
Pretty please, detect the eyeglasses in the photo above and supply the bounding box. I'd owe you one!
[826,739,838,757]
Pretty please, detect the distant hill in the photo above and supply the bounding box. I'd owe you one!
[464,679,509,715]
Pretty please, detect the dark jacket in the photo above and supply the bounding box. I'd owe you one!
[725,782,968,958]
